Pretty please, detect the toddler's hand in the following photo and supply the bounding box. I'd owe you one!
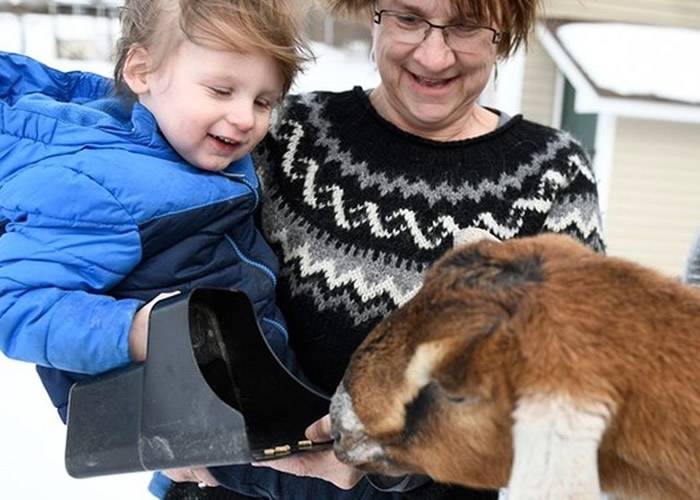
[128,291,180,362]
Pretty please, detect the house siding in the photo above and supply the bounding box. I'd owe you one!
[605,119,700,276]
[540,0,700,28]
[520,39,558,126]
[520,0,700,276]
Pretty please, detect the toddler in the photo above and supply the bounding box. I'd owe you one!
[0,0,309,495]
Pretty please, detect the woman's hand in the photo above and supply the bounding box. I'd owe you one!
[252,414,364,490]
[163,467,220,488]
[128,291,181,362]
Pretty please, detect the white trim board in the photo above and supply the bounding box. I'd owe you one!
[536,22,700,125]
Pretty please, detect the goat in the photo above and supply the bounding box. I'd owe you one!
[329,233,700,500]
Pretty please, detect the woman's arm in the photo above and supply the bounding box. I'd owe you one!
[542,141,606,253]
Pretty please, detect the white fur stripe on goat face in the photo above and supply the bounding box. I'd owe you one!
[330,382,388,466]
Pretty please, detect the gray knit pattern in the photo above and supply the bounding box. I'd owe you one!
[685,230,700,287]
[254,88,605,392]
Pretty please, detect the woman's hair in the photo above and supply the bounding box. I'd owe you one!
[114,0,312,96]
[320,0,540,57]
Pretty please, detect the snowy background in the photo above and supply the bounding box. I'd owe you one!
[0,7,149,499]
[0,6,380,499]
[0,359,153,498]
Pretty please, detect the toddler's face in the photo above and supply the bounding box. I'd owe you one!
[140,40,283,172]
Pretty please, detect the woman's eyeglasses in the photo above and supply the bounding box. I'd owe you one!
[373,9,505,53]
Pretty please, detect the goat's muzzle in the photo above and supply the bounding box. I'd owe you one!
[329,382,390,468]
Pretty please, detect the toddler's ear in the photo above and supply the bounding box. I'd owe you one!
[122,46,152,96]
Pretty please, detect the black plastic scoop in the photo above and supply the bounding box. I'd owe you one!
[65,288,331,478]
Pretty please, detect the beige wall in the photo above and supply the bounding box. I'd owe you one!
[605,119,700,277]
[520,39,558,126]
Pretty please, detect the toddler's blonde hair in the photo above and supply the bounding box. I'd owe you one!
[114,0,312,96]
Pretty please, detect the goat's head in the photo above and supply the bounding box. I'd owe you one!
[330,234,594,488]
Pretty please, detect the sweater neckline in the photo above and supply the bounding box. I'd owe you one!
[351,86,523,150]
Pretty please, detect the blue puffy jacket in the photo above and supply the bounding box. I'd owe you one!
[0,51,290,421]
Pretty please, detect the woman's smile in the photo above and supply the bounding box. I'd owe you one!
[406,69,459,96]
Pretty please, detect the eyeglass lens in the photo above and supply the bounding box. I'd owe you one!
[379,12,495,52]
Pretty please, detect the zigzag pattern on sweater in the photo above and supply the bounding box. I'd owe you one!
[279,238,419,306]
[259,189,423,318]
[273,111,602,245]
[544,195,604,236]
[281,268,401,326]
[278,121,460,250]
[289,95,595,207]
[255,89,606,394]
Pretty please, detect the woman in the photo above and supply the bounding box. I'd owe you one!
[165,0,604,498]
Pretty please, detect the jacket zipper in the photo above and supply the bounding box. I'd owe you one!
[222,172,289,341]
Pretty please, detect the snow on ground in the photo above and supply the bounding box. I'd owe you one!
[0,12,152,499]
[0,357,152,498]
[557,23,700,104]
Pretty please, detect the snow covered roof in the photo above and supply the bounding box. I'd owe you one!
[537,19,700,123]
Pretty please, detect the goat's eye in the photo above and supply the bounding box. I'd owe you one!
[442,392,479,404]
[445,394,467,403]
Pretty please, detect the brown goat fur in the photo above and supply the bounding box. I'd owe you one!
[330,233,700,500]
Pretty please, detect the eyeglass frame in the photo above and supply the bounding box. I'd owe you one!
[372,8,505,48]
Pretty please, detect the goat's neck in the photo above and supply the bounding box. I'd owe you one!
[507,395,610,500]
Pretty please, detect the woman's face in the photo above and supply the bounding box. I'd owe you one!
[371,0,499,138]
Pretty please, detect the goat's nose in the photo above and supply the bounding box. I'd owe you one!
[329,382,366,447]
[329,382,387,466]
[329,382,350,436]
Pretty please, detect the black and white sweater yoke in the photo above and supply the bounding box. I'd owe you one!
[254,87,605,393]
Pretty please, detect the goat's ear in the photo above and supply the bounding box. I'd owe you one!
[430,327,497,402]
[402,337,480,405]
[436,245,543,293]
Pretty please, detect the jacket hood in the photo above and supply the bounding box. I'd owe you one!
[0,52,185,178]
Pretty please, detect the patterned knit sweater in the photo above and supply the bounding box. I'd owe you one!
[254,87,605,394]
